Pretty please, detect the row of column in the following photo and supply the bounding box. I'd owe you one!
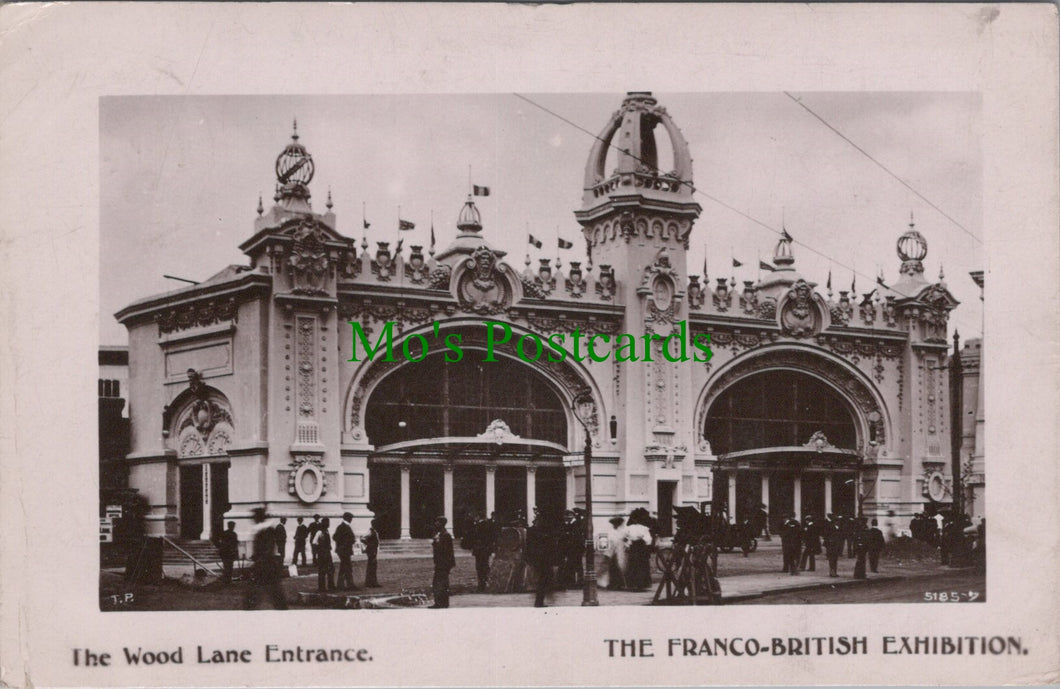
[726,472,834,518]
[397,464,541,540]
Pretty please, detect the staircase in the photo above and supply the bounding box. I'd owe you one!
[378,539,434,557]
[163,538,221,568]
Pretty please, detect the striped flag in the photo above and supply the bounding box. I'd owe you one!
[558,237,574,250]
[528,234,543,249]
[759,260,775,272]
[363,219,371,230]
[398,219,415,231]
[732,258,743,268]
[472,185,491,197]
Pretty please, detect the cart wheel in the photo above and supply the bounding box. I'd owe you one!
[655,547,674,572]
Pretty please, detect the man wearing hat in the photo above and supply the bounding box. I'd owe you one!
[429,516,456,608]
[333,512,358,590]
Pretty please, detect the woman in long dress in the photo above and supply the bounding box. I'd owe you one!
[597,516,628,590]
[624,521,654,590]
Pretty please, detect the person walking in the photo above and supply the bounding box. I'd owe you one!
[852,516,869,579]
[361,519,381,588]
[779,515,802,575]
[525,512,558,607]
[274,517,288,565]
[314,517,334,592]
[243,508,287,609]
[333,512,357,590]
[823,513,844,578]
[866,518,886,573]
[469,512,495,592]
[217,521,239,584]
[292,517,308,567]
[429,516,456,608]
[597,516,627,590]
[799,515,821,572]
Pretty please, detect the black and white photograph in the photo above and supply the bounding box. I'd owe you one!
[2,4,1057,688]
[98,92,986,612]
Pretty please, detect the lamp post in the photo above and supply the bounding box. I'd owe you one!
[572,391,599,606]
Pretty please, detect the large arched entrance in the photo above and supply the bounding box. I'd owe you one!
[364,352,570,539]
[698,344,891,532]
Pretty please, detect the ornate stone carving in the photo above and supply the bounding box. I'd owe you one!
[296,317,316,418]
[477,419,522,444]
[287,220,332,295]
[427,264,452,290]
[288,454,328,503]
[156,298,239,335]
[594,265,616,301]
[456,246,512,315]
[712,278,731,312]
[533,259,556,298]
[687,275,705,310]
[779,279,822,338]
[371,243,395,282]
[404,245,428,284]
[757,297,777,321]
[564,262,586,298]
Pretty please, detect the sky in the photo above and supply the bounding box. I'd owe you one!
[100,92,983,345]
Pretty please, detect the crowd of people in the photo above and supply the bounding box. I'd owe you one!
[777,513,885,578]
[910,510,986,565]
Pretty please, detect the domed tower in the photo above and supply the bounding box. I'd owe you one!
[574,93,702,507]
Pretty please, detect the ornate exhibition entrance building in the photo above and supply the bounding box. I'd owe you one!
[705,369,861,530]
[364,353,569,539]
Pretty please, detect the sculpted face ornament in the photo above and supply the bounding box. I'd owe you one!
[468,245,498,291]
[458,246,511,314]
[780,279,822,337]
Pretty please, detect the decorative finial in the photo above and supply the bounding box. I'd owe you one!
[273,184,281,203]
[525,252,531,267]
[256,193,264,216]
[292,118,299,140]
[939,263,945,282]
[326,188,333,210]
[909,211,915,229]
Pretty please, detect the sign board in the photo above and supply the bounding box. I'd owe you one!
[106,505,122,519]
[99,518,114,543]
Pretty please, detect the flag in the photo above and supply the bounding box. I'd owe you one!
[702,257,708,277]
[827,270,832,290]
[395,239,404,254]
[363,219,370,230]
[558,237,574,250]
[759,260,775,272]
[528,234,543,249]
[430,224,436,249]
[851,274,856,293]
[472,185,491,197]
[732,258,743,268]
[398,219,415,231]
[876,274,887,288]
[781,227,793,242]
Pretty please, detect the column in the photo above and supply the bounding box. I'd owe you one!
[793,475,802,519]
[443,463,454,531]
[727,472,737,519]
[526,465,537,520]
[485,464,496,517]
[200,463,212,541]
[566,466,576,509]
[824,475,833,515]
[399,463,411,540]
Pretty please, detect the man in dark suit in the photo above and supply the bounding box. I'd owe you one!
[823,513,844,578]
[361,519,381,587]
[429,516,456,608]
[333,512,357,590]
[853,516,869,579]
[799,515,821,571]
[469,512,495,592]
[526,512,559,607]
[217,521,239,584]
[315,517,334,592]
[779,515,802,575]
[866,518,886,573]
[274,517,288,565]
[292,517,309,566]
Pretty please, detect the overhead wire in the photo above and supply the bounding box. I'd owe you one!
[512,92,983,338]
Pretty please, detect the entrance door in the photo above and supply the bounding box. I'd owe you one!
[209,463,229,538]
[453,466,485,538]
[535,466,566,522]
[657,481,677,537]
[768,474,795,534]
[801,474,825,520]
[178,465,203,539]
[409,466,444,538]
[368,464,401,539]
[495,466,527,524]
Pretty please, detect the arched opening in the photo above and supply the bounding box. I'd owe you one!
[364,352,570,539]
[704,369,861,529]
[168,387,233,541]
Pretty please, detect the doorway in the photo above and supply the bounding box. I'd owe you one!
[657,480,677,537]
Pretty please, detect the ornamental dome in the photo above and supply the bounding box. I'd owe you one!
[897,229,928,262]
[275,120,315,187]
[580,92,696,210]
[456,196,482,233]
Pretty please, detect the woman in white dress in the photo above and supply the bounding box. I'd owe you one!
[597,516,628,590]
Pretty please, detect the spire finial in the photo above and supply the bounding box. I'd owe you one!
[326,188,333,210]
[909,211,915,229]
[939,263,945,282]
[292,118,299,140]
[257,193,264,216]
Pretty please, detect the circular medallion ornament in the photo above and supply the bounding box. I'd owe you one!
[291,462,326,503]
[927,471,946,502]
